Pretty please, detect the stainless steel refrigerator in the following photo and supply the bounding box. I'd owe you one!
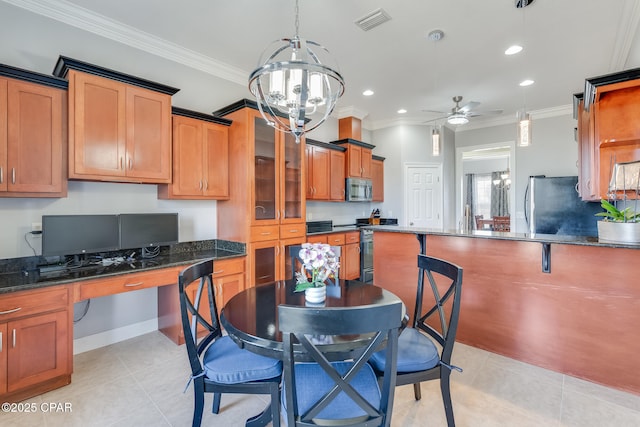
[524,176,601,236]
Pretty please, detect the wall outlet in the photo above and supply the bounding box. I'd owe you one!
[32,222,42,232]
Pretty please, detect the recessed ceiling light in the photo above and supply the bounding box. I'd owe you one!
[362,89,374,96]
[505,45,523,55]
[519,79,534,87]
[397,109,407,114]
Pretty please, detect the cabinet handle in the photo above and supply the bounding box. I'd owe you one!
[12,329,16,348]
[276,210,280,219]
[120,157,124,170]
[260,232,271,236]
[290,229,298,233]
[0,166,3,184]
[199,180,203,190]
[203,180,208,190]
[257,274,271,280]
[0,307,22,315]
[213,269,224,274]
[11,168,15,184]
[124,282,144,287]
[128,158,133,170]
[0,331,2,353]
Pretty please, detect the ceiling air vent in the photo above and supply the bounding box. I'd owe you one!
[355,8,391,31]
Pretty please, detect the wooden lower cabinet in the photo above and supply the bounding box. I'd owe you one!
[305,231,361,280]
[158,257,246,345]
[0,286,72,402]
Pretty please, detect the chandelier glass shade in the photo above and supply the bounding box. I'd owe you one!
[249,32,345,143]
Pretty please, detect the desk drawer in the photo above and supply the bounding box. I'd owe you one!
[280,224,306,239]
[250,225,280,242]
[213,257,245,277]
[76,267,182,301]
[0,286,69,321]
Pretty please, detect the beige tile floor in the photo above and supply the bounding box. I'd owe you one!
[2,331,640,427]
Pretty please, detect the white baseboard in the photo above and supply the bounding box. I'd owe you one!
[73,319,159,355]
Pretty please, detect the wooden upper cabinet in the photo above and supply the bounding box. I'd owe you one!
[0,68,67,198]
[329,150,346,201]
[372,157,384,202]
[68,71,171,183]
[306,144,330,200]
[332,138,375,179]
[578,69,640,200]
[54,57,179,184]
[158,109,231,200]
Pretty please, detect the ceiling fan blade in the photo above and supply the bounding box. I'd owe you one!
[458,101,480,113]
[420,109,448,115]
[422,115,448,124]
[468,109,504,117]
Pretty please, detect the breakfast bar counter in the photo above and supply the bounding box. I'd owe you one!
[370,226,640,396]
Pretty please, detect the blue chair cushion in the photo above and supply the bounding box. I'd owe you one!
[283,361,381,422]
[202,336,282,384]
[370,327,440,373]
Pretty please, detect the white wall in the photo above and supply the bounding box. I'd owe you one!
[456,113,579,231]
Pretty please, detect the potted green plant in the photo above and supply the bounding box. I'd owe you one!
[595,199,640,244]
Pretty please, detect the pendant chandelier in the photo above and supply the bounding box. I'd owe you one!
[249,0,345,143]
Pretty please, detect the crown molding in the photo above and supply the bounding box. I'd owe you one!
[333,105,369,121]
[3,0,248,86]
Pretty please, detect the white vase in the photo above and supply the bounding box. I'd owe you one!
[597,221,640,245]
[305,286,326,303]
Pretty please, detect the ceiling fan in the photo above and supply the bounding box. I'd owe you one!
[422,96,503,125]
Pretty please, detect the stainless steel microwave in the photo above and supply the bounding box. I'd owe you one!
[345,177,372,202]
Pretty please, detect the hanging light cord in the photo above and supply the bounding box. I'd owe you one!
[294,0,300,36]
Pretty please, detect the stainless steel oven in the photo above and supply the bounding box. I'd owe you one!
[360,229,374,283]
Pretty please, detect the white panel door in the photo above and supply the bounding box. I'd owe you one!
[405,164,443,229]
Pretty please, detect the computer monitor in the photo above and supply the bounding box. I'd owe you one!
[119,213,179,250]
[42,214,120,257]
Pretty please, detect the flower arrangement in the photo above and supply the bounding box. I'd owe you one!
[294,243,340,292]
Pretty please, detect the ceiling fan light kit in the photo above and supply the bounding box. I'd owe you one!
[431,127,441,156]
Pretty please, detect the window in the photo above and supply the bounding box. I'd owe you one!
[474,173,492,219]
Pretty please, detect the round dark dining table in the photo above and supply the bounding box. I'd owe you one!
[220,278,404,360]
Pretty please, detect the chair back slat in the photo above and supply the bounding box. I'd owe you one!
[279,302,402,427]
[414,255,463,362]
[178,259,221,373]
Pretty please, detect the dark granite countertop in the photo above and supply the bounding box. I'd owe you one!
[365,225,640,249]
[0,239,246,294]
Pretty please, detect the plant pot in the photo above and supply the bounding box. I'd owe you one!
[597,221,640,245]
[305,286,326,304]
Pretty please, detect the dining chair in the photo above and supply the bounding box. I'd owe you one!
[369,255,463,427]
[474,214,484,230]
[279,301,403,427]
[492,216,511,231]
[289,244,341,280]
[178,259,282,427]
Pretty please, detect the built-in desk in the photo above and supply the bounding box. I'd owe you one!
[0,239,245,402]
